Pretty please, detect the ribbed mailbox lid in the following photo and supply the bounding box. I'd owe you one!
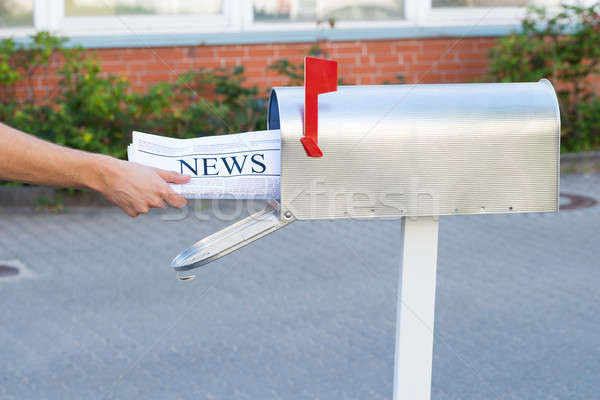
[269,80,560,219]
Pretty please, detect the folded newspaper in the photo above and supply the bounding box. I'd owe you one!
[127,130,281,199]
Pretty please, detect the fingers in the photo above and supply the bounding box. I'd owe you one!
[124,196,181,217]
[163,185,187,209]
[153,168,191,184]
[156,199,168,209]
[104,164,188,217]
[121,204,140,218]
[123,189,184,218]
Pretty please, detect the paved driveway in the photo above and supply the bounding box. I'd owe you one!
[0,173,599,400]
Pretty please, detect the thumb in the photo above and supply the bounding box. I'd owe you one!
[153,168,191,184]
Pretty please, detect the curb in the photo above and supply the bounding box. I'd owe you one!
[560,151,600,174]
[0,187,112,208]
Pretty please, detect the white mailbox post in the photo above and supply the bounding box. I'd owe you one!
[172,58,560,399]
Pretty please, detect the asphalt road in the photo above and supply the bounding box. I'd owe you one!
[1,173,599,400]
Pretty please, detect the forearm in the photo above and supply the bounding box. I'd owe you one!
[0,123,109,191]
[0,122,189,216]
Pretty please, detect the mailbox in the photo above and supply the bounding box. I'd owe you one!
[270,80,559,220]
[170,57,560,400]
[172,71,559,273]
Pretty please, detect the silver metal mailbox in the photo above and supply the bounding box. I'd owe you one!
[268,80,560,220]
[172,79,560,273]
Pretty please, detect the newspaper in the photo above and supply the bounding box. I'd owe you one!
[127,130,281,199]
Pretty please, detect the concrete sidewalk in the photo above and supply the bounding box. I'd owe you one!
[0,173,599,400]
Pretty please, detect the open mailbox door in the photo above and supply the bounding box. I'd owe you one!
[171,200,294,275]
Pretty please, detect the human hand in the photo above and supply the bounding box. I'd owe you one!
[93,157,190,217]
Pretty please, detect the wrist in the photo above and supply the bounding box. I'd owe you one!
[84,154,120,194]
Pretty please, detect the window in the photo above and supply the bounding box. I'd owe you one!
[0,0,33,27]
[65,0,223,17]
[422,0,571,26]
[432,0,560,6]
[0,0,594,42]
[253,0,405,22]
[59,0,228,36]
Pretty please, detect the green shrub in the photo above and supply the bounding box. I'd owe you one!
[487,3,600,152]
[268,42,348,85]
[0,32,267,160]
[572,96,600,151]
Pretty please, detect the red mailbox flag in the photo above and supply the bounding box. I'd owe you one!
[302,56,338,157]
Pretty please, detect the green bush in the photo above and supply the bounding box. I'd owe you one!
[573,97,600,150]
[0,32,266,160]
[487,3,600,152]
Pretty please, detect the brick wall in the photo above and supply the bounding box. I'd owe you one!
[20,37,497,101]
[105,37,496,91]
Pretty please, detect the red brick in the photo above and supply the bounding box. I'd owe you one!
[420,40,452,52]
[142,58,168,69]
[373,53,399,64]
[172,60,194,71]
[346,65,375,74]
[276,46,309,58]
[215,47,244,58]
[122,51,151,63]
[365,42,396,56]
[443,71,461,82]
[220,58,242,67]
[333,44,364,55]
[9,36,505,98]
[137,71,170,84]
[415,51,448,63]
[377,64,403,74]
[476,37,497,48]
[189,59,222,69]
[436,61,462,71]
[148,47,183,61]
[98,51,123,63]
[100,63,128,75]
[126,64,146,76]
[245,46,275,58]
[445,40,477,52]
[395,42,421,54]
[360,76,376,85]
[458,60,488,70]
[186,46,212,58]
[240,58,269,69]
[457,70,486,81]
[408,63,438,73]
[332,54,359,65]
[357,55,374,65]
[316,41,335,51]
[456,49,489,61]
[398,52,416,65]
[416,71,443,83]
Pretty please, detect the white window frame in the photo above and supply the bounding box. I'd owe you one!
[0,0,37,38]
[0,0,238,37]
[59,0,237,36]
[416,0,593,27]
[240,0,419,32]
[0,0,596,40]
